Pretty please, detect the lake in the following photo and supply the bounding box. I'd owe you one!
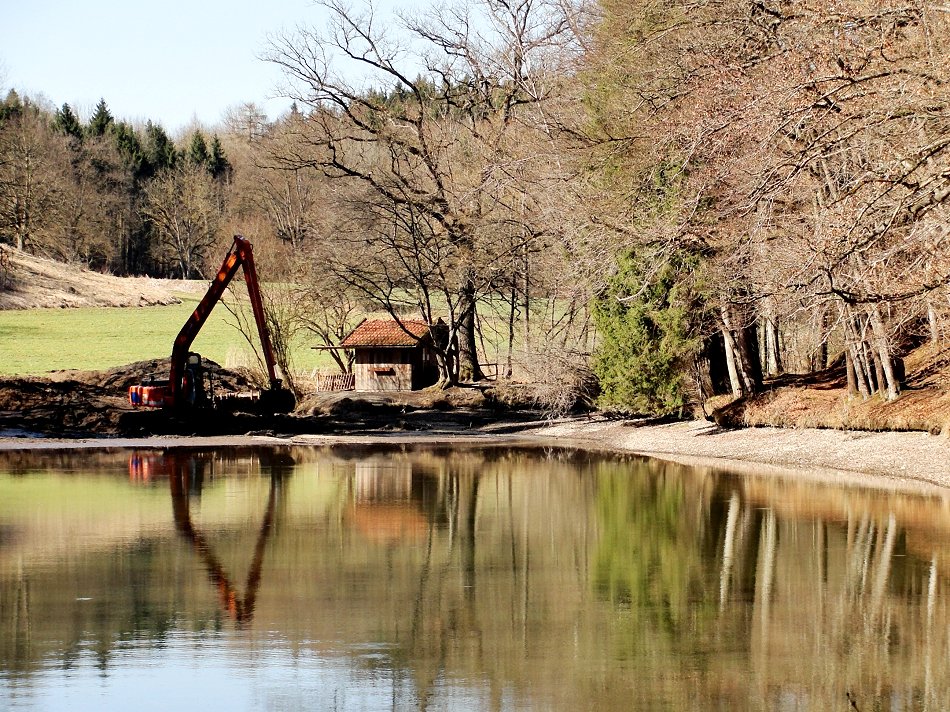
[0,444,947,711]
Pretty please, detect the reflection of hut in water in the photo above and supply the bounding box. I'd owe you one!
[349,459,429,543]
[339,319,442,392]
[355,460,413,502]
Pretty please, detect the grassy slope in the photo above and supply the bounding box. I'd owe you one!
[0,295,331,375]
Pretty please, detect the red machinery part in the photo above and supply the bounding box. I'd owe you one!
[128,385,169,408]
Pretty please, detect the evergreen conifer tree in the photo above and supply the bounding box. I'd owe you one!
[0,90,23,122]
[206,135,231,179]
[111,121,146,178]
[143,121,177,175]
[87,98,114,137]
[592,249,707,415]
[188,130,209,168]
[53,103,83,140]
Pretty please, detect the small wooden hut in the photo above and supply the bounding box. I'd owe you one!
[339,319,441,391]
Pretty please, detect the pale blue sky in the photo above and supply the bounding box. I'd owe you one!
[0,0,418,135]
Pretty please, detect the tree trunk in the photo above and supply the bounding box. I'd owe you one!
[928,301,939,344]
[814,304,829,371]
[457,272,484,382]
[739,321,763,393]
[845,308,872,398]
[762,313,782,377]
[861,339,879,393]
[505,278,516,379]
[867,304,899,401]
[721,304,761,397]
[721,322,743,397]
[845,350,858,396]
[850,343,871,398]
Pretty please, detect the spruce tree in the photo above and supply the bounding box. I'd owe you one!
[206,134,231,179]
[143,121,177,175]
[87,98,114,137]
[111,121,146,177]
[188,130,209,168]
[53,103,83,140]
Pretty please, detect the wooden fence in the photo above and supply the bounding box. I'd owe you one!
[316,372,355,392]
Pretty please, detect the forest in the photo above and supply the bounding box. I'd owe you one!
[2,0,949,418]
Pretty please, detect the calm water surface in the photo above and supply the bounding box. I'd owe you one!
[0,444,948,711]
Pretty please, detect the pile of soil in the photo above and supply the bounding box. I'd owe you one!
[0,358,257,437]
[0,358,540,438]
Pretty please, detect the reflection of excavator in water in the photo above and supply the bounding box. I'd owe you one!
[128,235,295,413]
[131,450,292,625]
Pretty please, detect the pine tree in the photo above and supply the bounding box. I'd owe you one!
[188,130,209,168]
[87,98,114,137]
[53,103,83,140]
[206,134,231,179]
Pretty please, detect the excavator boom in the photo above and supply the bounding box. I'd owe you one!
[128,235,294,413]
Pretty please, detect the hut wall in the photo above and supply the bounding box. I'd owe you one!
[354,348,414,391]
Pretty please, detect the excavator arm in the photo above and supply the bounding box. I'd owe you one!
[129,235,294,412]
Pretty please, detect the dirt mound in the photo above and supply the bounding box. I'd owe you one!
[296,385,489,416]
[0,358,257,437]
[0,247,200,310]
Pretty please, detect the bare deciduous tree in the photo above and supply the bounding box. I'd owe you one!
[265,0,582,384]
[144,165,225,279]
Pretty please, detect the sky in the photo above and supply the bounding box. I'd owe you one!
[0,0,415,135]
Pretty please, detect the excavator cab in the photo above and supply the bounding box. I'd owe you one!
[128,235,295,415]
[182,353,207,408]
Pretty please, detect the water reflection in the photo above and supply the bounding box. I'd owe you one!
[0,445,948,711]
[162,452,287,625]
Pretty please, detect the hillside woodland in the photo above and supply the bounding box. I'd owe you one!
[3,0,950,432]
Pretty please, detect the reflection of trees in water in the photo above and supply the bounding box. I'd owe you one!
[3,447,950,710]
[591,463,950,709]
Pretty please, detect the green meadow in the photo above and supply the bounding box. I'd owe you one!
[0,291,547,377]
[0,296,329,376]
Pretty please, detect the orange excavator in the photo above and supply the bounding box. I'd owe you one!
[128,235,295,413]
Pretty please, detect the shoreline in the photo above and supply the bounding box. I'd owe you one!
[2,416,949,493]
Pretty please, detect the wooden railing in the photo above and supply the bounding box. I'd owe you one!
[316,372,355,392]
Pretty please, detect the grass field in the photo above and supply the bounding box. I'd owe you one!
[0,291,561,378]
[0,296,332,376]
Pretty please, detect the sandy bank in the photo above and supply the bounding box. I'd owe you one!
[523,418,950,490]
[2,417,949,492]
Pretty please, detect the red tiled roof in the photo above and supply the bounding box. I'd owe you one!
[340,319,431,348]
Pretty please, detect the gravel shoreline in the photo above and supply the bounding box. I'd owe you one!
[2,416,949,492]
[525,417,950,490]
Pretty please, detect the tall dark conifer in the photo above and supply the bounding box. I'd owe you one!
[87,98,114,137]
[53,103,83,141]
[206,135,231,179]
[111,121,146,178]
[188,130,209,167]
[143,121,177,175]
